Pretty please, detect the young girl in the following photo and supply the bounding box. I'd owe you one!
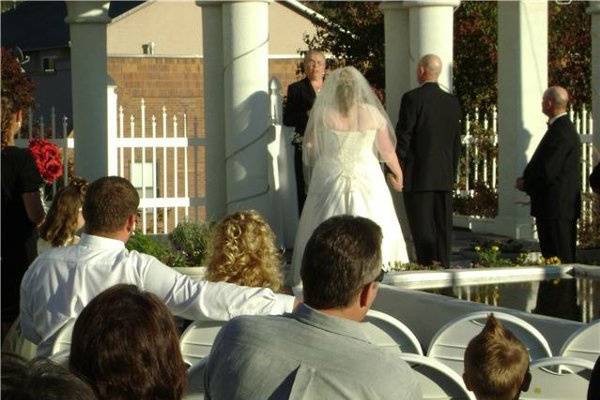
[38,178,88,253]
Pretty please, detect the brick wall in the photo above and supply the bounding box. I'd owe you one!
[107,56,300,224]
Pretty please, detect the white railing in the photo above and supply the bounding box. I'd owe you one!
[117,100,205,234]
[15,107,73,200]
[16,101,206,235]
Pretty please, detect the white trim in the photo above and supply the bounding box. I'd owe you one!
[109,1,154,24]
[268,54,303,59]
[116,137,205,148]
[139,197,205,209]
[107,54,303,59]
[108,54,202,59]
[385,266,573,289]
[282,0,354,37]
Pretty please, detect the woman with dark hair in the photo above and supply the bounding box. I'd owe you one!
[1,354,96,400]
[38,178,88,253]
[1,48,45,329]
[69,284,187,400]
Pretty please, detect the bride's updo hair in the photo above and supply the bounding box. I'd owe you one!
[335,68,356,116]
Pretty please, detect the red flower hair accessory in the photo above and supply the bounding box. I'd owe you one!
[28,138,63,183]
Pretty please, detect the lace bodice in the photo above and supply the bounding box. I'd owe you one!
[319,129,378,165]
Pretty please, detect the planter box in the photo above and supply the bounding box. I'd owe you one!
[576,248,600,265]
[173,266,206,282]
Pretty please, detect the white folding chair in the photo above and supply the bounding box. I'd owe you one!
[521,356,595,400]
[427,311,552,375]
[179,321,226,368]
[362,309,423,355]
[398,353,476,400]
[559,319,600,364]
[50,319,76,356]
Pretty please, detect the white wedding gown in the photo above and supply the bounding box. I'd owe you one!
[290,128,409,286]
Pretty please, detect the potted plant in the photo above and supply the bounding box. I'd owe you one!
[169,221,213,281]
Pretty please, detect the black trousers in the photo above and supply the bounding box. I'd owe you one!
[293,145,307,215]
[535,218,577,263]
[403,191,452,267]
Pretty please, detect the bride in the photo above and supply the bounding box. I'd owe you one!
[290,66,409,287]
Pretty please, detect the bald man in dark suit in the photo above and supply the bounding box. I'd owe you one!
[517,86,581,263]
[395,54,462,268]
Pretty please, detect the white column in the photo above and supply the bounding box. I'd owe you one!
[380,2,410,126]
[222,1,272,219]
[496,0,548,239]
[197,1,227,222]
[588,3,600,161]
[405,0,460,92]
[65,1,111,181]
[106,77,118,176]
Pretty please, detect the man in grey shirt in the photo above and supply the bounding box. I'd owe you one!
[204,215,421,399]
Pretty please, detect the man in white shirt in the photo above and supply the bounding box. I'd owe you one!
[20,176,295,356]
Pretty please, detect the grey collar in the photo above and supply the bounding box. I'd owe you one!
[291,304,370,343]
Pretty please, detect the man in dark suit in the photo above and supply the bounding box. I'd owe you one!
[283,50,325,215]
[590,162,600,194]
[395,54,462,268]
[516,86,581,263]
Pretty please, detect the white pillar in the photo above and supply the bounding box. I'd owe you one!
[496,0,548,239]
[106,77,118,176]
[222,1,272,219]
[404,0,460,92]
[65,1,111,181]
[197,1,227,222]
[588,3,600,161]
[381,2,410,126]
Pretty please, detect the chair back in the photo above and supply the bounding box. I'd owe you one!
[427,311,552,375]
[521,356,595,400]
[362,310,423,355]
[399,353,476,400]
[50,319,76,356]
[559,320,600,364]
[183,358,208,400]
[180,321,226,367]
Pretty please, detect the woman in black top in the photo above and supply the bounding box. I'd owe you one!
[1,51,45,329]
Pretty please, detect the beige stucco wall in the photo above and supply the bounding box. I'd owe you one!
[107,1,316,57]
[269,1,317,56]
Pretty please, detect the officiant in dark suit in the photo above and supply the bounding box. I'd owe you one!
[283,50,325,215]
[516,86,581,263]
[394,54,462,268]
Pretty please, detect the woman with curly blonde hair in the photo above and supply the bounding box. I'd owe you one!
[205,210,283,292]
[38,178,88,252]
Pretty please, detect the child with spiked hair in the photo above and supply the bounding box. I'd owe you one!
[463,314,531,400]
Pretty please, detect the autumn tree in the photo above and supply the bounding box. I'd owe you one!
[303,1,591,111]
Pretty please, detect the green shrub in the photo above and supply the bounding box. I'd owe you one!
[169,221,213,267]
[126,231,187,268]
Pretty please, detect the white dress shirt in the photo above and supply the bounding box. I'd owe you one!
[20,233,294,356]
